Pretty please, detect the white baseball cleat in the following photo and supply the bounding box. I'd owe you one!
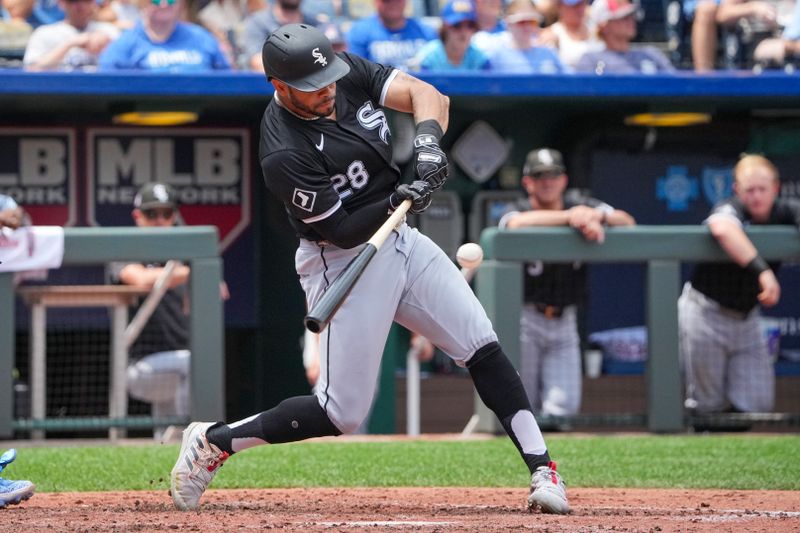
[527,461,569,514]
[170,422,229,511]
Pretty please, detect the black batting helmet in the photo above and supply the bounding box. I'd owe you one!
[262,23,350,92]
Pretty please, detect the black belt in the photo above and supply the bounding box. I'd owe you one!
[687,287,752,320]
[533,303,565,319]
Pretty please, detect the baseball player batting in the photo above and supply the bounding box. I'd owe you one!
[170,23,569,515]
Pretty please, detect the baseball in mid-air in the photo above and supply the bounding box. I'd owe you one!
[456,242,484,270]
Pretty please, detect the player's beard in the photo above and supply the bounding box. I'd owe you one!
[287,92,336,119]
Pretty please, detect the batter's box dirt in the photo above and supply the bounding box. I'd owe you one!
[1,487,797,532]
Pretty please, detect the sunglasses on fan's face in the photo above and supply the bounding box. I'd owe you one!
[141,207,176,220]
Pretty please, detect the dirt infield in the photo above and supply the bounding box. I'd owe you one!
[2,487,798,532]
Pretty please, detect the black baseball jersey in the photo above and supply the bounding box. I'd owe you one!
[108,261,190,361]
[506,195,611,307]
[259,52,401,242]
[691,196,800,313]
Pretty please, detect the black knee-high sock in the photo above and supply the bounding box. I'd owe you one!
[468,342,551,474]
[206,395,341,454]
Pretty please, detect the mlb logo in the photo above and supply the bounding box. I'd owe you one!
[0,129,77,227]
[87,128,251,251]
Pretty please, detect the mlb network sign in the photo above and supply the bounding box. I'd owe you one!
[0,128,77,226]
[88,128,251,251]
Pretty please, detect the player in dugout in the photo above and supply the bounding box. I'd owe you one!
[170,23,570,515]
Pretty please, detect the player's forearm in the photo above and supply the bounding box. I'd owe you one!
[708,219,759,266]
[605,209,636,226]
[410,83,449,134]
[310,197,393,249]
[26,40,78,71]
[716,0,758,25]
[0,208,24,229]
[504,210,570,228]
[119,263,190,288]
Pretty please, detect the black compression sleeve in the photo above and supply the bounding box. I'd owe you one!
[310,197,393,249]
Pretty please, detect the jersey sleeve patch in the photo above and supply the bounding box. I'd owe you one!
[292,188,318,212]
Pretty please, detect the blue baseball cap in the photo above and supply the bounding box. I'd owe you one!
[561,0,585,5]
[441,0,478,25]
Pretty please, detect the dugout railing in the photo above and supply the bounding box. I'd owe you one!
[475,225,800,433]
[0,226,225,439]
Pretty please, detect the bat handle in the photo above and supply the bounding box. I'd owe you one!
[367,198,411,248]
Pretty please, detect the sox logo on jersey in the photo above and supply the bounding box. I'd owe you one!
[356,102,390,145]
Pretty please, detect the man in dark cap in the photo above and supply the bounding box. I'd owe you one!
[170,23,570,516]
[499,148,635,421]
[108,182,192,440]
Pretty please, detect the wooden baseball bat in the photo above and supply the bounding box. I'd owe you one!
[304,199,412,333]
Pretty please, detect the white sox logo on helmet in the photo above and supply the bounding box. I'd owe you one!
[356,102,390,145]
[312,47,327,66]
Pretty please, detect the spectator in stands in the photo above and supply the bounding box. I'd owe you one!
[481,0,566,73]
[535,0,560,25]
[718,0,788,68]
[680,0,787,71]
[410,0,490,71]
[475,0,505,32]
[109,183,228,440]
[681,0,721,71]
[0,4,34,59]
[23,0,119,71]
[195,0,260,67]
[102,0,141,29]
[717,0,784,35]
[2,0,63,28]
[319,19,346,53]
[752,0,800,67]
[538,0,603,68]
[499,148,635,420]
[679,155,800,420]
[574,0,675,73]
[98,0,231,71]
[0,194,28,230]
[241,0,319,71]
[472,0,505,53]
[197,0,259,42]
[346,0,436,68]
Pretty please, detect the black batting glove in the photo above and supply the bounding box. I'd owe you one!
[413,120,449,191]
[389,180,433,214]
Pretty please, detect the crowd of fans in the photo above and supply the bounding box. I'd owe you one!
[0,0,796,71]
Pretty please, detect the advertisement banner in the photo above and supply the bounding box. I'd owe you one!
[0,128,77,227]
[87,128,251,252]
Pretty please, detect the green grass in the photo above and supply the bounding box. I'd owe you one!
[5,435,799,493]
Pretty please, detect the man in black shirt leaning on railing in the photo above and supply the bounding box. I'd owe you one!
[679,154,800,419]
[498,147,635,421]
